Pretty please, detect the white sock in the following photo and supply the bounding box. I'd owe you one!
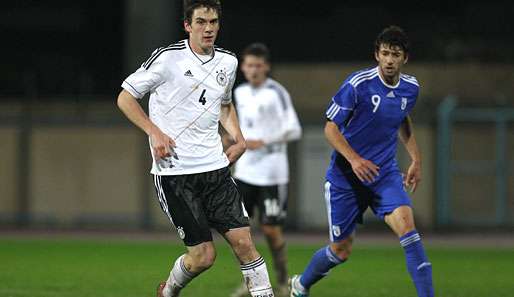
[163,255,196,297]
[240,256,274,297]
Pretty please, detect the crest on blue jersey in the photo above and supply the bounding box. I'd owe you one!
[332,225,341,237]
[401,97,407,110]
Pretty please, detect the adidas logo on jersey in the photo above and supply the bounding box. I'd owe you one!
[386,90,395,98]
[184,70,194,77]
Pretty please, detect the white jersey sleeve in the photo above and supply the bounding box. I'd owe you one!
[283,92,302,141]
[262,82,302,144]
[121,48,169,99]
[221,59,238,105]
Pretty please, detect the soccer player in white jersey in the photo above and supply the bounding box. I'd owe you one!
[230,43,302,297]
[116,1,274,297]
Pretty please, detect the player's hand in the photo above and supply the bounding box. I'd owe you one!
[149,127,176,160]
[349,157,380,183]
[225,140,246,164]
[404,160,421,193]
[246,140,265,150]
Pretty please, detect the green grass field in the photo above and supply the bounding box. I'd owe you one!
[1,238,513,297]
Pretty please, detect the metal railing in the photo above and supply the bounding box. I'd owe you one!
[436,96,513,227]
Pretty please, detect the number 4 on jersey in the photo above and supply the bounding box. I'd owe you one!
[198,89,207,105]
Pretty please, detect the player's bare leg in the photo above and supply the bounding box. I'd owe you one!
[290,237,351,297]
[225,227,274,297]
[329,236,353,260]
[384,205,416,236]
[261,224,288,296]
[159,242,216,297]
[385,205,434,297]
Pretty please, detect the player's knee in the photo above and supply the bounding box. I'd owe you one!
[387,206,417,237]
[199,253,216,270]
[395,217,416,237]
[330,240,352,261]
[397,224,416,237]
[233,237,257,260]
[236,237,255,252]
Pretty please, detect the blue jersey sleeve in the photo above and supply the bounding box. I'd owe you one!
[409,87,419,114]
[325,83,357,126]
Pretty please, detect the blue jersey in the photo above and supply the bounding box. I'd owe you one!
[325,66,419,187]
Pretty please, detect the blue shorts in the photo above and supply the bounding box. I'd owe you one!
[324,169,411,242]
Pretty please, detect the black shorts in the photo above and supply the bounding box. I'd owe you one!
[235,179,288,225]
[153,167,249,246]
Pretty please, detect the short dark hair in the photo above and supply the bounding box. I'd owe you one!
[241,43,271,63]
[183,0,222,24]
[374,25,410,54]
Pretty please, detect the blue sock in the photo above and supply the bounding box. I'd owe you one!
[400,230,434,297]
[299,246,345,289]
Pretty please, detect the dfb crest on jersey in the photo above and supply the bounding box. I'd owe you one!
[177,226,186,240]
[216,69,228,86]
[401,97,407,110]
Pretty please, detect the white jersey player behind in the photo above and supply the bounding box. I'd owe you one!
[234,77,302,185]
[230,43,301,297]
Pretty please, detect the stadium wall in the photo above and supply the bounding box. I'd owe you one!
[0,123,436,230]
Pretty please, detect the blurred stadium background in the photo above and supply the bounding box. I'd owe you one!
[1,1,513,296]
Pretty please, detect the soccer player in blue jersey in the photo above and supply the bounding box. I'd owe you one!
[289,26,434,297]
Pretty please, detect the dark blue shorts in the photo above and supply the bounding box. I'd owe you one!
[324,169,411,242]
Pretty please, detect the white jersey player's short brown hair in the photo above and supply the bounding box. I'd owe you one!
[183,0,222,24]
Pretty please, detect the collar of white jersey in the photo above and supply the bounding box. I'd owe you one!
[185,39,215,65]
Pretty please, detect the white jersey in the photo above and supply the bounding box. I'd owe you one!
[233,78,302,186]
[121,39,238,175]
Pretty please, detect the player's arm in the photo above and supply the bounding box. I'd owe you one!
[284,106,303,141]
[118,52,174,160]
[117,90,175,159]
[220,102,246,163]
[325,83,379,183]
[399,115,421,192]
[324,121,379,183]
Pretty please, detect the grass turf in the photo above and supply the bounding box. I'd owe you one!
[1,238,513,297]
